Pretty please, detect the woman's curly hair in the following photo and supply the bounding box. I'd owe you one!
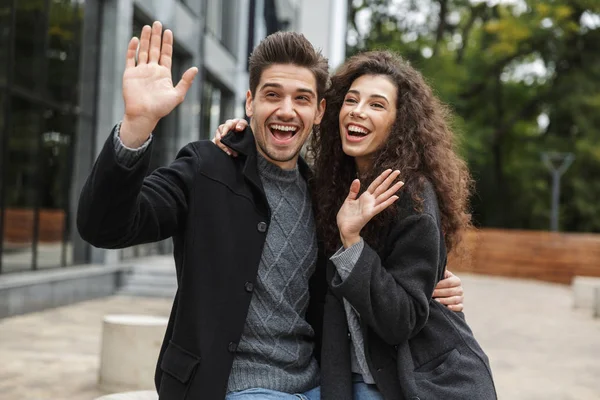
[309,51,473,255]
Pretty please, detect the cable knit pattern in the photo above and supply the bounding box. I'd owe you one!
[227,153,320,393]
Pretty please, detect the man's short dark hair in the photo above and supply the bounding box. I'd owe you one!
[248,31,329,100]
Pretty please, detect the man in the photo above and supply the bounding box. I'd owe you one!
[77,22,463,400]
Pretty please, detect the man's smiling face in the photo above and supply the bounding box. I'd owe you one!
[246,63,325,170]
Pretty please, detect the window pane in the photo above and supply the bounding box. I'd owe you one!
[37,109,74,269]
[2,96,42,272]
[0,2,11,87]
[46,0,84,105]
[13,0,47,91]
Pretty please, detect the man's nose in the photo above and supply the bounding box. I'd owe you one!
[277,97,295,119]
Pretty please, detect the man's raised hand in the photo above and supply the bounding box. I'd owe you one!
[121,21,198,148]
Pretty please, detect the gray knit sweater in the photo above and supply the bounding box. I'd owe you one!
[227,153,319,393]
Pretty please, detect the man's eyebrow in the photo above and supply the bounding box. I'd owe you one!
[259,82,316,97]
[259,82,283,91]
[347,89,390,103]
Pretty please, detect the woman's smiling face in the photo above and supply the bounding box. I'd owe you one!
[338,74,398,173]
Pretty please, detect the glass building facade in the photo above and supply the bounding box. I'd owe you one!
[0,0,327,277]
[0,0,102,274]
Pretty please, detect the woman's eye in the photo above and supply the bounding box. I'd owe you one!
[372,103,384,108]
[344,98,357,104]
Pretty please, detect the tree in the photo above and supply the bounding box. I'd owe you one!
[347,0,600,232]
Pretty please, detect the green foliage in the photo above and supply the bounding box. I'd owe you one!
[348,0,600,232]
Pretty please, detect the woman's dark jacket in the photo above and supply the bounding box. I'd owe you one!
[320,179,497,400]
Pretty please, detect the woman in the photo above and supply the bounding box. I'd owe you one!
[311,51,496,400]
[213,50,492,399]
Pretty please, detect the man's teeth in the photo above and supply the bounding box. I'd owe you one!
[270,124,297,132]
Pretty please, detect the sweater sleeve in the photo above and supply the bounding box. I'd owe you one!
[77,124,197,249]
[113,121,153,167]
[330,238,364,281]
[329,213,441,346]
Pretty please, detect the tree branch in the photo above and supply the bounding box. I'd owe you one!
[432,0,448,56]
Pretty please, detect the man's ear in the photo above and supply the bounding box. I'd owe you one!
[314,98,326,125]
[245,90,254,118]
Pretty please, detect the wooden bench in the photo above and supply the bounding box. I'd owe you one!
[449,228,600,285]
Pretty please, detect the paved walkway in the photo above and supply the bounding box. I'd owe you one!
[0,274,599,399]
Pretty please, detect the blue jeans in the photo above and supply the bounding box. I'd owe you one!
[353,381,384,400]
[226,386,321,400]
[352,374,384,400]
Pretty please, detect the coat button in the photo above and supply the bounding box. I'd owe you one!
[377,368,383,372]
[244,282,254,292]
[228,342,237,352]
[347,332,351,339]
[257,222,267,232]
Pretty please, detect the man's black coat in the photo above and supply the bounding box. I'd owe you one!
[77,127,326,399]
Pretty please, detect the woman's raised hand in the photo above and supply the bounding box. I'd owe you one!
[336,169,404,248]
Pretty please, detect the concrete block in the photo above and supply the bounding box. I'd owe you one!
[572,276,600,309]
[95,391,157,400]
[99,314,168,393]
[594,287,600,319]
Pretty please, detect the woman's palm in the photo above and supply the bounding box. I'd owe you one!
[336,170,405,240]
[337,190,380,236]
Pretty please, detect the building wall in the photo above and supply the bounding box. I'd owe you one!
[0,0,98,274]
[80,0,207,265]
[1,0,347,273]
[298,0,347,70]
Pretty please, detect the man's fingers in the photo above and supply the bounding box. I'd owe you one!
[373,170,401,197]
[159,29,173,69]
[175,67,199,99]
[435,274,461,289]
[366,169,392,194]
[447,303,464,312]
[126,37,139,69]
[435,295,464,306]
[149,21,163,63]
[137,25,151,64]
[432,286,464,299]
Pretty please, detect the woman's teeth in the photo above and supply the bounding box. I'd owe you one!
[348,126,369,136]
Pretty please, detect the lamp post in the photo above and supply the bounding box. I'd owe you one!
[541,152,574,232]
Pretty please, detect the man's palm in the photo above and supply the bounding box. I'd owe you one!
[123,64,182,119]
[122,22,197,123]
